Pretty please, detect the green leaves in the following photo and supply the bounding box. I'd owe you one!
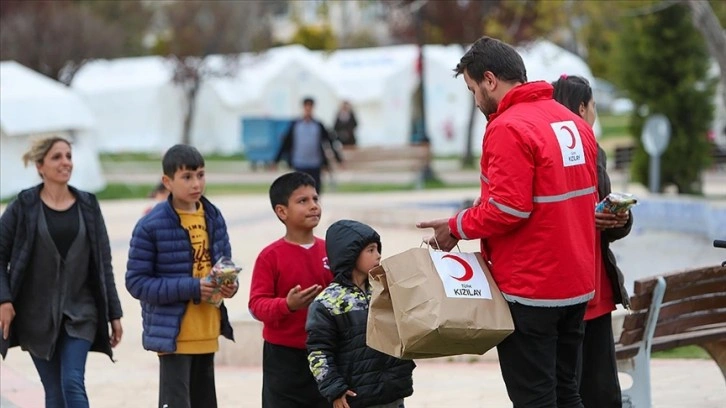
[618,3,716,194]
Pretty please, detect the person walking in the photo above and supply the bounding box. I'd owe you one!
[333,101,358,147]
[274,97,343,194]
[0,136,124,408]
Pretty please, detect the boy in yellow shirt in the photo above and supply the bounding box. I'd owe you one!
[126,144,237,408]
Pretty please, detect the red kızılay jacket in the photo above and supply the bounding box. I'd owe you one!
[448,81,599,306]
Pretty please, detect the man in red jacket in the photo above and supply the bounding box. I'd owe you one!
[418,37,599,408]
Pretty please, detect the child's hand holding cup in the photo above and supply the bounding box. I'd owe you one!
[205,257,242,307]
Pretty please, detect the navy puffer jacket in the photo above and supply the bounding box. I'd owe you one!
[125,196,233,353]
[306,220,414,407]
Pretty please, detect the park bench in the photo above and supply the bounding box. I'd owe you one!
[613,143,726,172]
[614,265,726,408]
[614,145,636,171]
[339,144,432,188]
[711,143,726,169]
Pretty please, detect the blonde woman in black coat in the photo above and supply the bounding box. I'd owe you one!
[0,136,123,408]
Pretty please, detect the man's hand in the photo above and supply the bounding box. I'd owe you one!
[286,284,323,311]
[613,211,629,228]
[595,211,630,231]
[333,390,357,408]
[110,319,123,348]
[416,218,459,252]
[0,302,15,340]
[219,282,238,299]
[595,212,618,230]
[200,279,217,301]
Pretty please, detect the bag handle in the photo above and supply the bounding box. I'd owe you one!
[369,265,386,281]
[420,237,461,253]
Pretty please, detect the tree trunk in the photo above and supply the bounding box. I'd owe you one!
[182,81,199,145]
[685,0,726,113]
[462,96,477,168]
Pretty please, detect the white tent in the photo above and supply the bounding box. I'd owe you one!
[192,45,339,153]
[72,56,185,154]
[423,44,475,156]
[319,45,421,147]
[709,61,726,147]
[1,61,104,199]
[422,40,602,156]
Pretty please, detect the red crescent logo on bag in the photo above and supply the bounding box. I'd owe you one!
[442,254,475,282]
[561,125,577,149]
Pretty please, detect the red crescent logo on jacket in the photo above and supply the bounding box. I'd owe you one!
[442,254,475,282]
[561,125,577,149]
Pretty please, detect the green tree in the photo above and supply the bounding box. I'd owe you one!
[617,3,716,194]
[289,24,337,51]
[0,0,151,84]
[151,1,272,144]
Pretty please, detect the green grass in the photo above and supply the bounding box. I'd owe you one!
[94,183,271,200]
[90,179,479,200]
[652,345,710,359]
[599,114,631,141]
[598,114,635,158]
[100,152,247,163]
[599,114,630,138]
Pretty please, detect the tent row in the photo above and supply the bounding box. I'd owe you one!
[0,61,105,199]
[1,40,615,199]
[69,40,602,157]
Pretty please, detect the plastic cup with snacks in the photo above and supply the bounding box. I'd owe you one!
[204,257,242,307]
[595,192,638,214]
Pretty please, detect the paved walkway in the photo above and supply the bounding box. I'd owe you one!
[2,188,725,407]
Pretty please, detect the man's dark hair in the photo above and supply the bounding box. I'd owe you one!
[269,171,316,209]
[303,97,315,105]
[454,36,527,84]
[551,75,592,115]
[162,144,205,178]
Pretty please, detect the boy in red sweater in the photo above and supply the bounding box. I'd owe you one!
[249,171,333,407]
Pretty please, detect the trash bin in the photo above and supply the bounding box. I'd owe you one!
[241,118,292,168]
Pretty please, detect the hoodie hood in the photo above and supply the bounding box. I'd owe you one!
[325,220,381,282]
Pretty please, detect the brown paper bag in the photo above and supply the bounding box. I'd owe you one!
[367,248,514,359]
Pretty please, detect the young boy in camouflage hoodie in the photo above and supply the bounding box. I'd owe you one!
[306,220,415,408]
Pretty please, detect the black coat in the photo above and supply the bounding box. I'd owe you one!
[306,220,414,407]
[597,146,632,308]
[0,184,123,359]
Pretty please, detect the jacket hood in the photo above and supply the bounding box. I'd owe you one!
[325,220,381,281]
[488,81,554,122]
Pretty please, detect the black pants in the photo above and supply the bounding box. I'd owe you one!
[158,353,217,408]
[578,313,622,408]
[262,341,330,408]
[497,302,587,408]
[295,167,323,194]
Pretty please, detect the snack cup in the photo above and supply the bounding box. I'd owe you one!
[596,192,638,214]
[205,257,242,307]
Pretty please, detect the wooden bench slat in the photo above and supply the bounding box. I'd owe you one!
[630,276,726,310]
[632,266,726,296]
[624,294,726,330]
[340,145,430,175]
[616,326,726,360]
[345,151,429,161]
[344,161,427,172]
[623,305,726,332]
[620,310,726,345]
